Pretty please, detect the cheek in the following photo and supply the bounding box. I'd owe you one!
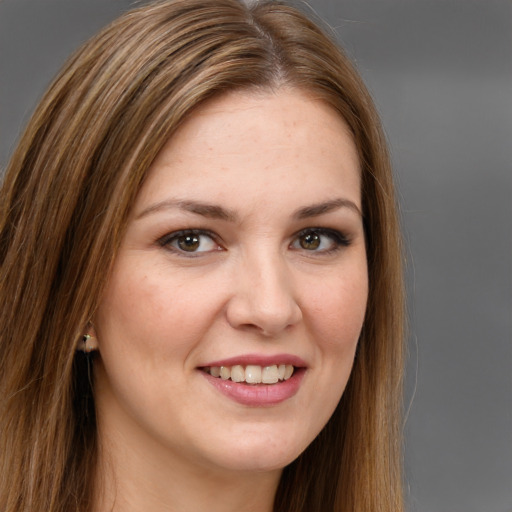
[95,260,223,359]
[292,269,367,446]
[307,267,368,348]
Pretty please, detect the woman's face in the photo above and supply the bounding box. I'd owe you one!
[93,88,368,476]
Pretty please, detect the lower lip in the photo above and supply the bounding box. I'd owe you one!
[200,368,306,406]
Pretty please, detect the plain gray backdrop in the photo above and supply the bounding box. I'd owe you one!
[1,1,511,511]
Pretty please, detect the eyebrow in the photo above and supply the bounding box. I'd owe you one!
[293,198,362,219]
[136,197,361,221]
[136,199,238,221]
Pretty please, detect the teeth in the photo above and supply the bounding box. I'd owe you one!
[231,365,245,383]
[205,364,295,384]
[262,365,279,384]
[245,365,262,384]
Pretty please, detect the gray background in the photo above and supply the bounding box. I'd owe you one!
[1,1,511,511]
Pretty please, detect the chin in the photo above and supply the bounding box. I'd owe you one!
[196,428,312,474]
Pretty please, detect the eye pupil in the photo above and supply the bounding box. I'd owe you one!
[178,235,200,252]
[300,232,321,250]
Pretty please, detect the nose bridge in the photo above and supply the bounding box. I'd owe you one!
[227,242,302,335]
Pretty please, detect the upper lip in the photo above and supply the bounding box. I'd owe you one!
[200,353,308,368]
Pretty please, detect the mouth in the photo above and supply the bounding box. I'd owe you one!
[199,354,307,405]
[201,364,296,385]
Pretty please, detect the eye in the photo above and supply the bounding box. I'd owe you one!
[290,228,350,253]
[158,230,221,255]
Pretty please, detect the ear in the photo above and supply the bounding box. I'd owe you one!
[78,323,99,353]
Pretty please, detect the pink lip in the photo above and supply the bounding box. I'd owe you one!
[198,353,308,407]
[200,368,306,406]
[201,353,307,368]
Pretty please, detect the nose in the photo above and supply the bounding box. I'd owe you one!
[225,250,303,337]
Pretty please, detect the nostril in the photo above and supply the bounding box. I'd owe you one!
[226,294,302,336]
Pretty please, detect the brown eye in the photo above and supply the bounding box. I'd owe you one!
[177,234,200,252]
[291,228,350,253]
[299,232,321,250]
[159,230,220,255]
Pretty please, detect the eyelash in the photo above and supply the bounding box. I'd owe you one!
[157,229,222,257]
[157,227,351,257]
[291,227,351,254]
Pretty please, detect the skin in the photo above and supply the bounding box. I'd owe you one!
[92,88,368,512]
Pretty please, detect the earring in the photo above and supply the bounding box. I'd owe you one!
[79,333,99,353]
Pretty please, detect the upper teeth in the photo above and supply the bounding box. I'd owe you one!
[204,364,294,384]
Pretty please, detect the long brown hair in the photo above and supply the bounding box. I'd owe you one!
[0,1,405,510]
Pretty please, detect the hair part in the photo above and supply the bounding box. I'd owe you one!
[0,1,405,511]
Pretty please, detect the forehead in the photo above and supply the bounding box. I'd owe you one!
[135,88,361,214]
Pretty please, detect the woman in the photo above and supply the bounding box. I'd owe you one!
[0,1,405,511]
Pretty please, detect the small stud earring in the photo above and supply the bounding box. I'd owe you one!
[79,333,99,353]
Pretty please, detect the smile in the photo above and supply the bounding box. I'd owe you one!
[202,364,295,384]
[199,356,307,406]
